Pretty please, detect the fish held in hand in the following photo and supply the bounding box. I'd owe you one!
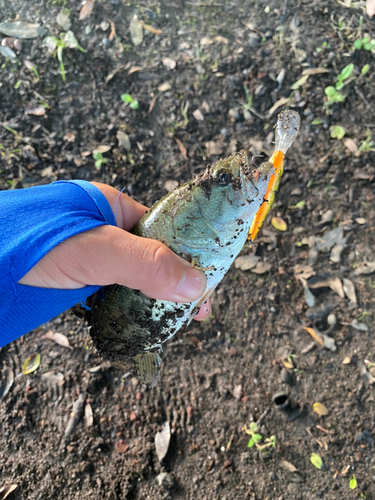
[87,110,300,386]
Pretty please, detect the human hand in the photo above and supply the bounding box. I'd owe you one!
[19,182,211,321]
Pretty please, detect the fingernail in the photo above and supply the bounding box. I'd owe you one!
[174,267,206,302]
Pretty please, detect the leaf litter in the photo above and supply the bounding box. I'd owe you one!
[0,368,14,399]
[43,330,73,349]
[155,421,171,462]
[303,326,336,351]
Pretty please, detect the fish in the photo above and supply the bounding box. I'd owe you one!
[87,110,300,386]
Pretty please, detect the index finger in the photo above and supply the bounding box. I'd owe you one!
[90,182,148,230]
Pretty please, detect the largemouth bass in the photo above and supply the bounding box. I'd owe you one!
[87,110,300,386]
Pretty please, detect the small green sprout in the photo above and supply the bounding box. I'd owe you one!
[121,93,139,110]
[324,63,354,109]
[353,36,375,51]
[244,422,276,453]
[359,134,375,153]
[329,125,346,140]
[93,151,108,170]
[349,474,357,490]
[44,31,86,82]
[310,453,323,470]
[335,63,354,90]
[361,64,370,76]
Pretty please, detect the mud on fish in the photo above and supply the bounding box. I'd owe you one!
[86,110,300,386]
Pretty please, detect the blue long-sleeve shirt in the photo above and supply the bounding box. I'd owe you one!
[0,180,116,347]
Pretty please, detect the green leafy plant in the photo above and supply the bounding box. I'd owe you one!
[358,134,375,153]
[361,64,370,76]
[244,422,276,453]
[121,93,139,110]
[330,125,346,139]
[324,63,354,109]
[354,36,375,51]
[93,151,108,170]
[44,31,86,82]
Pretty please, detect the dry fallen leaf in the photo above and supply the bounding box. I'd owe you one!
[22,353,41,375]
[280,460,299,473]
[116,131,131,151]
[271,216,287,231]
[234,255,259,271]
[193,108,204,121]
[205,140,223,157]
[251,261,272,274]
[25,104,46,116]
[130,15,143,46]
[155,421,171,462]
[0,484,18,500]
[141,22,163,35]
[43,330,73,349]
[162,57,176,70]
[93,145,111,154]
[344,138,358,155]
[303,326,324,346]
[85,402,93,428]
[366,0,375,17]
[343,356,351,365]
[158,82,171,92]
[79,0,95,20]
[174,138,188,160]
[313,402,329,416]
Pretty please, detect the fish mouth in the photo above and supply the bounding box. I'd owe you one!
[238,152,274,197]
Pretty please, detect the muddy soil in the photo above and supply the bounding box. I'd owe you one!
[1,0,375,499]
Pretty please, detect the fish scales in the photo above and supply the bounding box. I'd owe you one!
[87,110,300,385]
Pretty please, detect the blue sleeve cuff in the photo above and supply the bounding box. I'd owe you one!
[0,180,118,347]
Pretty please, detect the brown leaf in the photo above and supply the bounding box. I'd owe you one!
[43,330,73,349]
[79,0,95,20]
[0,484,18,499]
[108,20,116,42]
[193,108,204,121]
[251,261,272,274]
[205,140,223,157]
[162,57,176,70]
[234,255,259,271]
[158,82,171,92]
[141,22,163,35]
[25,105,46,116]
[303,326,324,346]
[344,138,358,154]
[302,67,330,76]
[280,460,298,473]
[367,0,375,17]
[128,66,142,75]
[85,402,93,428]
[174,138,188,160]
[115,440,129,453]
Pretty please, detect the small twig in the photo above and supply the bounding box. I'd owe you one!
[256,407,271,427]
[306,427,323,447]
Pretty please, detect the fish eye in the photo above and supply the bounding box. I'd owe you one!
[212,168,231,185]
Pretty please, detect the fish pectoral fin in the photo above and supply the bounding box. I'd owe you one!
[190,257,215,272]
[134,350,162,388]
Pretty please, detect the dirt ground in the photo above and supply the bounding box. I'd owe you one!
[1,0,375,498]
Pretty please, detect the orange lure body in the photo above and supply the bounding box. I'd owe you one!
[248,149,285,242]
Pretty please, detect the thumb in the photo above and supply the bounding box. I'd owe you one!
[23,225,207,303]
